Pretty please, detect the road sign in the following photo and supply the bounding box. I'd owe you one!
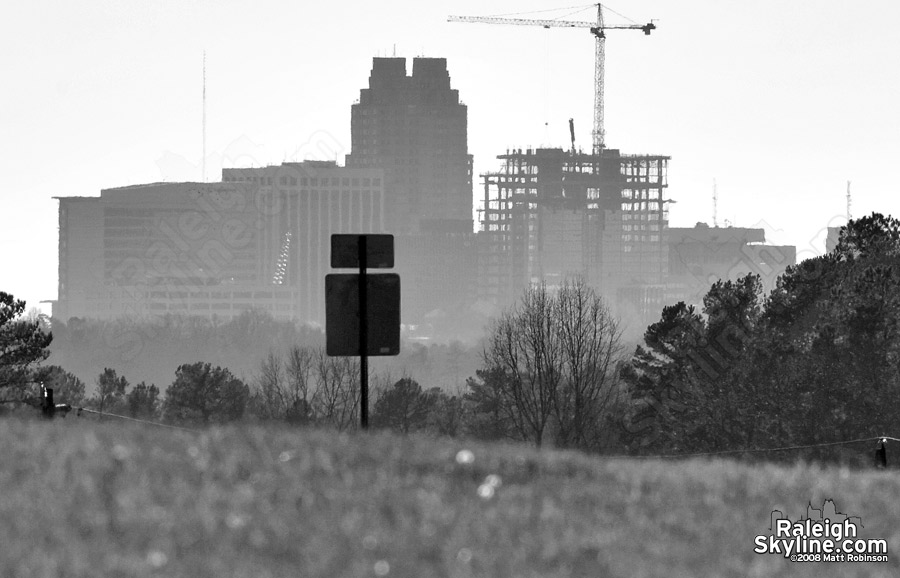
[331,234,394,269]
[327,233,400,430]
[325,273,400,356]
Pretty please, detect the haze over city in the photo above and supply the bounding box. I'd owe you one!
[4,4,900,575]
[3,0,899,313]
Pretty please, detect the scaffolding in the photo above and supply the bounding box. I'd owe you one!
[477,147,671,315]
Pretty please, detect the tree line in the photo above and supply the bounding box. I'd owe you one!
[0,276,626,453]
[45,310,479,399]
[621,213,900,460]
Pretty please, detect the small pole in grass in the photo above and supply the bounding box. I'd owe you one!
[875,438,887,469]
[41,385,55,419]
[39,383,71,419]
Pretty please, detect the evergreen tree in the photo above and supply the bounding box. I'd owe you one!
[0,292,52,397]
[164,362,249,425]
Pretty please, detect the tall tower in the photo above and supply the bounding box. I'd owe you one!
[346,57,473,235]
[346,57,476,326]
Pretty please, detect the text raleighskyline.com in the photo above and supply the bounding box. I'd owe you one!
[754,518,888,560]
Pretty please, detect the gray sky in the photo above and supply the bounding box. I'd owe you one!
[3,0,899,313]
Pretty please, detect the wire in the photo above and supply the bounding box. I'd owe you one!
[76,407,200,433]
[39,402,900,464]
[484,4,595,19]
[618,436,898,460]
[600,3,640,25]
[550,5,596,22]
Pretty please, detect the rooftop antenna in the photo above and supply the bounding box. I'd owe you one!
[393,44,396,57]
[202,50,207,183]
[846,180,852,221]
[712,178,718,227]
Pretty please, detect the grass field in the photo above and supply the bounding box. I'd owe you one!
[0,417,897,578]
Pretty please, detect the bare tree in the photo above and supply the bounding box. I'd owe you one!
[253,345,352,427]
[253,350,285,421]
[480,278,623,449]
[552,278,624,449]
[484,282,560,445]
[310,349,360,431]
[284,345,315,424]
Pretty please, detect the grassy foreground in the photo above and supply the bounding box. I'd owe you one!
[0,417,897,578]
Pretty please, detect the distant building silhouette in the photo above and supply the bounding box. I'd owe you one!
[346,57,472,235]
[770,509,785,531]
[475,151,797,325]
[54,57,481,332]
[52,54,798,338]
[806,501,823,521]
[476,146,672,323]
[826,226,842,254]
[667,223,796,308]
[346,57,476,323]
[55,162,384,323]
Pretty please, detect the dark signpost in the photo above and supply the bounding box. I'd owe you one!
[326,234,399,429]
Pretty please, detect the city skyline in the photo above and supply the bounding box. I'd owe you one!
[4,0,899,313]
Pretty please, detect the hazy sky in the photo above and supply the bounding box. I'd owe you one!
[3,0,899,314]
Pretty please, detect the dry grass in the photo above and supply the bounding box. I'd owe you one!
[0,416,897,577]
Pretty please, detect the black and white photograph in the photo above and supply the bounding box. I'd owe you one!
[1,1,899,576]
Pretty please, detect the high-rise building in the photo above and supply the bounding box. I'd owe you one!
[667,224,796,307]
[346,57,473,234]
[55,162,384,323]
[477,147,672,322]
[346,57,477,324]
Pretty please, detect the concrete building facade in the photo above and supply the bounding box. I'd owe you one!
[346,57,477,321]
[346,57,473,235]
[55,162,384,324]
[667,223,796,308]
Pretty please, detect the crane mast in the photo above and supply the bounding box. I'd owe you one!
[592,4,605,152]
[448,4,654,154]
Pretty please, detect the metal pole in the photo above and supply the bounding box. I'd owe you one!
[358,236,368,429]
[42,387,55,419]
[875,438,887,468]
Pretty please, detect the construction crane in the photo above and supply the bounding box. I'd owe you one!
[569,118,577,154]
[449,4,655,154]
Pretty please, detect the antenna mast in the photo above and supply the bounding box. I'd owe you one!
[846,180,852,221]
[713,178,718,227]
[202,50,207,183]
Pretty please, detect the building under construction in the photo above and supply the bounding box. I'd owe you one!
[477,146,672,320]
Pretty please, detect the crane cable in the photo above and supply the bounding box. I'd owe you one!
[484,4,595,19]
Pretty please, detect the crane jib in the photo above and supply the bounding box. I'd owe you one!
[448,7,656,152]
